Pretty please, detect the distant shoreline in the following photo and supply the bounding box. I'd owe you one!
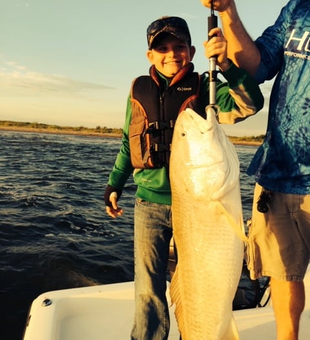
[0,126,122,139]
[0,125,262,146]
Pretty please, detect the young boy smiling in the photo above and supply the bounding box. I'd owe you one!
[147,33,195,78]
[104,16,263,340]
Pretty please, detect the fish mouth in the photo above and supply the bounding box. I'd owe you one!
[182,109,211,135]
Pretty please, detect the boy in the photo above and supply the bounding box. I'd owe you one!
[104,16,263,340]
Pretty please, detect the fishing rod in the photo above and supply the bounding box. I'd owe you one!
[208,1,218,107]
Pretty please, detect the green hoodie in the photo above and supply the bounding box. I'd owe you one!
[107,62,264,205]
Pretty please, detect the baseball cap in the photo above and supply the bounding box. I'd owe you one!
[147,16,192,49]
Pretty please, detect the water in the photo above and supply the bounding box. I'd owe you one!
[0,131,258,340]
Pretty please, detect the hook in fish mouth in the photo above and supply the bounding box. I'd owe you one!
[205,104,220,116]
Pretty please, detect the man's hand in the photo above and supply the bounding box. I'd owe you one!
[199,0,232,12]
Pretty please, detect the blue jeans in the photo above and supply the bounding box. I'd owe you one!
[130,199,173,340]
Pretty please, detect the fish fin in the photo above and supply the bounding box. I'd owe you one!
[215,202,248,243]
[170,266,179,306]
[221,315,240,340]
[170,268,185,334]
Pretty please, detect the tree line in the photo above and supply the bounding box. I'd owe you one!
[0,120,264,144]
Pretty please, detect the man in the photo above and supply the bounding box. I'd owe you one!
[199,1,310,340]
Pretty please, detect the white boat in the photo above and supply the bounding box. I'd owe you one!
[23,265,310,340]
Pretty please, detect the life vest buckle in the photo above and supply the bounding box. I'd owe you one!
[153,143,170,152]
[146,120,175,133]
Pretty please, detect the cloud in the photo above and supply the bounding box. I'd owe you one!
[0,58,113,97]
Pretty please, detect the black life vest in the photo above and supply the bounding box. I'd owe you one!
[129,63,206,168]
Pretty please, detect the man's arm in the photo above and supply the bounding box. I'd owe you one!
[200,0,261,76]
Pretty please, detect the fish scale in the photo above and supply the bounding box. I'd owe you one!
[170,107,245,340]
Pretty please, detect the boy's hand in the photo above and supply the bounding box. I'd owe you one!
[104,185,124,218]
[199,0,232,12]
[106,193,124,218]
[204,27,230,71]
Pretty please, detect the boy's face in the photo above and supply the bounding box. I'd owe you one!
[147,34,195,78]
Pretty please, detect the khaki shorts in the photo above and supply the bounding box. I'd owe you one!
[247,183,310,282]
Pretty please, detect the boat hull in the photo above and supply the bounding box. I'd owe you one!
[23,266,310,340]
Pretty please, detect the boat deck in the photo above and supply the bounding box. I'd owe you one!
[23,267,310,340]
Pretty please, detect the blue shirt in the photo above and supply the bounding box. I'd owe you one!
[247,0,310,194]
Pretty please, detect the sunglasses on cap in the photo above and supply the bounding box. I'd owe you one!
[147,16,191,49]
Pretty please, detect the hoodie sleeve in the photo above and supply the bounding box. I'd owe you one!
[107,95,134,190]
[214,62,264,125]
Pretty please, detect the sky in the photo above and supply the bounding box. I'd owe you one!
[0,0,289,136]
